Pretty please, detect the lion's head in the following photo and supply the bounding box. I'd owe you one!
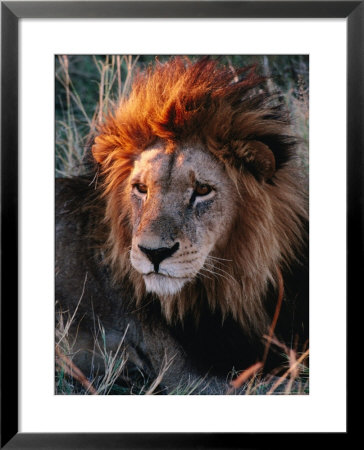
[92,57,307,333]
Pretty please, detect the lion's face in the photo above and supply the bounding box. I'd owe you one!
[128,143,237,297]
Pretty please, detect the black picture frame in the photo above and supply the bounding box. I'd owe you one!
[1,1,360,448]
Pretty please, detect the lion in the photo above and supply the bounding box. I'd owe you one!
[56,57,308,394]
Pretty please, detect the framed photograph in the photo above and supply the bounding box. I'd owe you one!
[1,1,359,447]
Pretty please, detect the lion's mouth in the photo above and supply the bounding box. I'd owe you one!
[142,273,191,296]
[144,272,190,280]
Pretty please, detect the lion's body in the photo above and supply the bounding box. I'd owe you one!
[56,58,308,394]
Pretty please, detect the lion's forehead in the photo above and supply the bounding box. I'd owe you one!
[132,145,224,192]
[133,148,170,181]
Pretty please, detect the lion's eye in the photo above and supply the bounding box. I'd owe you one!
[195,183,212,196]
[134,183,148,194]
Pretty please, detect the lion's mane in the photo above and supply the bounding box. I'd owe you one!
[92,57,307,334]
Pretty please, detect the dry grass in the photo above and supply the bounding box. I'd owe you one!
[227,345,309,396]
[55,55,140,177]
[226,270,309,395]
[55,272,131,395]
[55,306,127,395]
[55,300,309,395]
[55,306,184,395]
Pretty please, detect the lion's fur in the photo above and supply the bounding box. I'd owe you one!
[90,57,307,336]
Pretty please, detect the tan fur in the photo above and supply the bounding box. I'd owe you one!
[92,57,307,335]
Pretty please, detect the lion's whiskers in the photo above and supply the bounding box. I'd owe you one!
[206,256,233,272]
[207,255,233,262]
[204,260,238,284]
[196,271,215,283]
[200,265,235,285]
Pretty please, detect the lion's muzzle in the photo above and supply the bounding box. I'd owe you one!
[138,242,180,273]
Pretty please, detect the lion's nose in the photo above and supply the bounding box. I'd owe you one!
[138,242,179,273]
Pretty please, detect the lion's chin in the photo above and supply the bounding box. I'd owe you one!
[143,274,190,297]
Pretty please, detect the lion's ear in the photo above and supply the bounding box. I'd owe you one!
[239,140,276,181]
